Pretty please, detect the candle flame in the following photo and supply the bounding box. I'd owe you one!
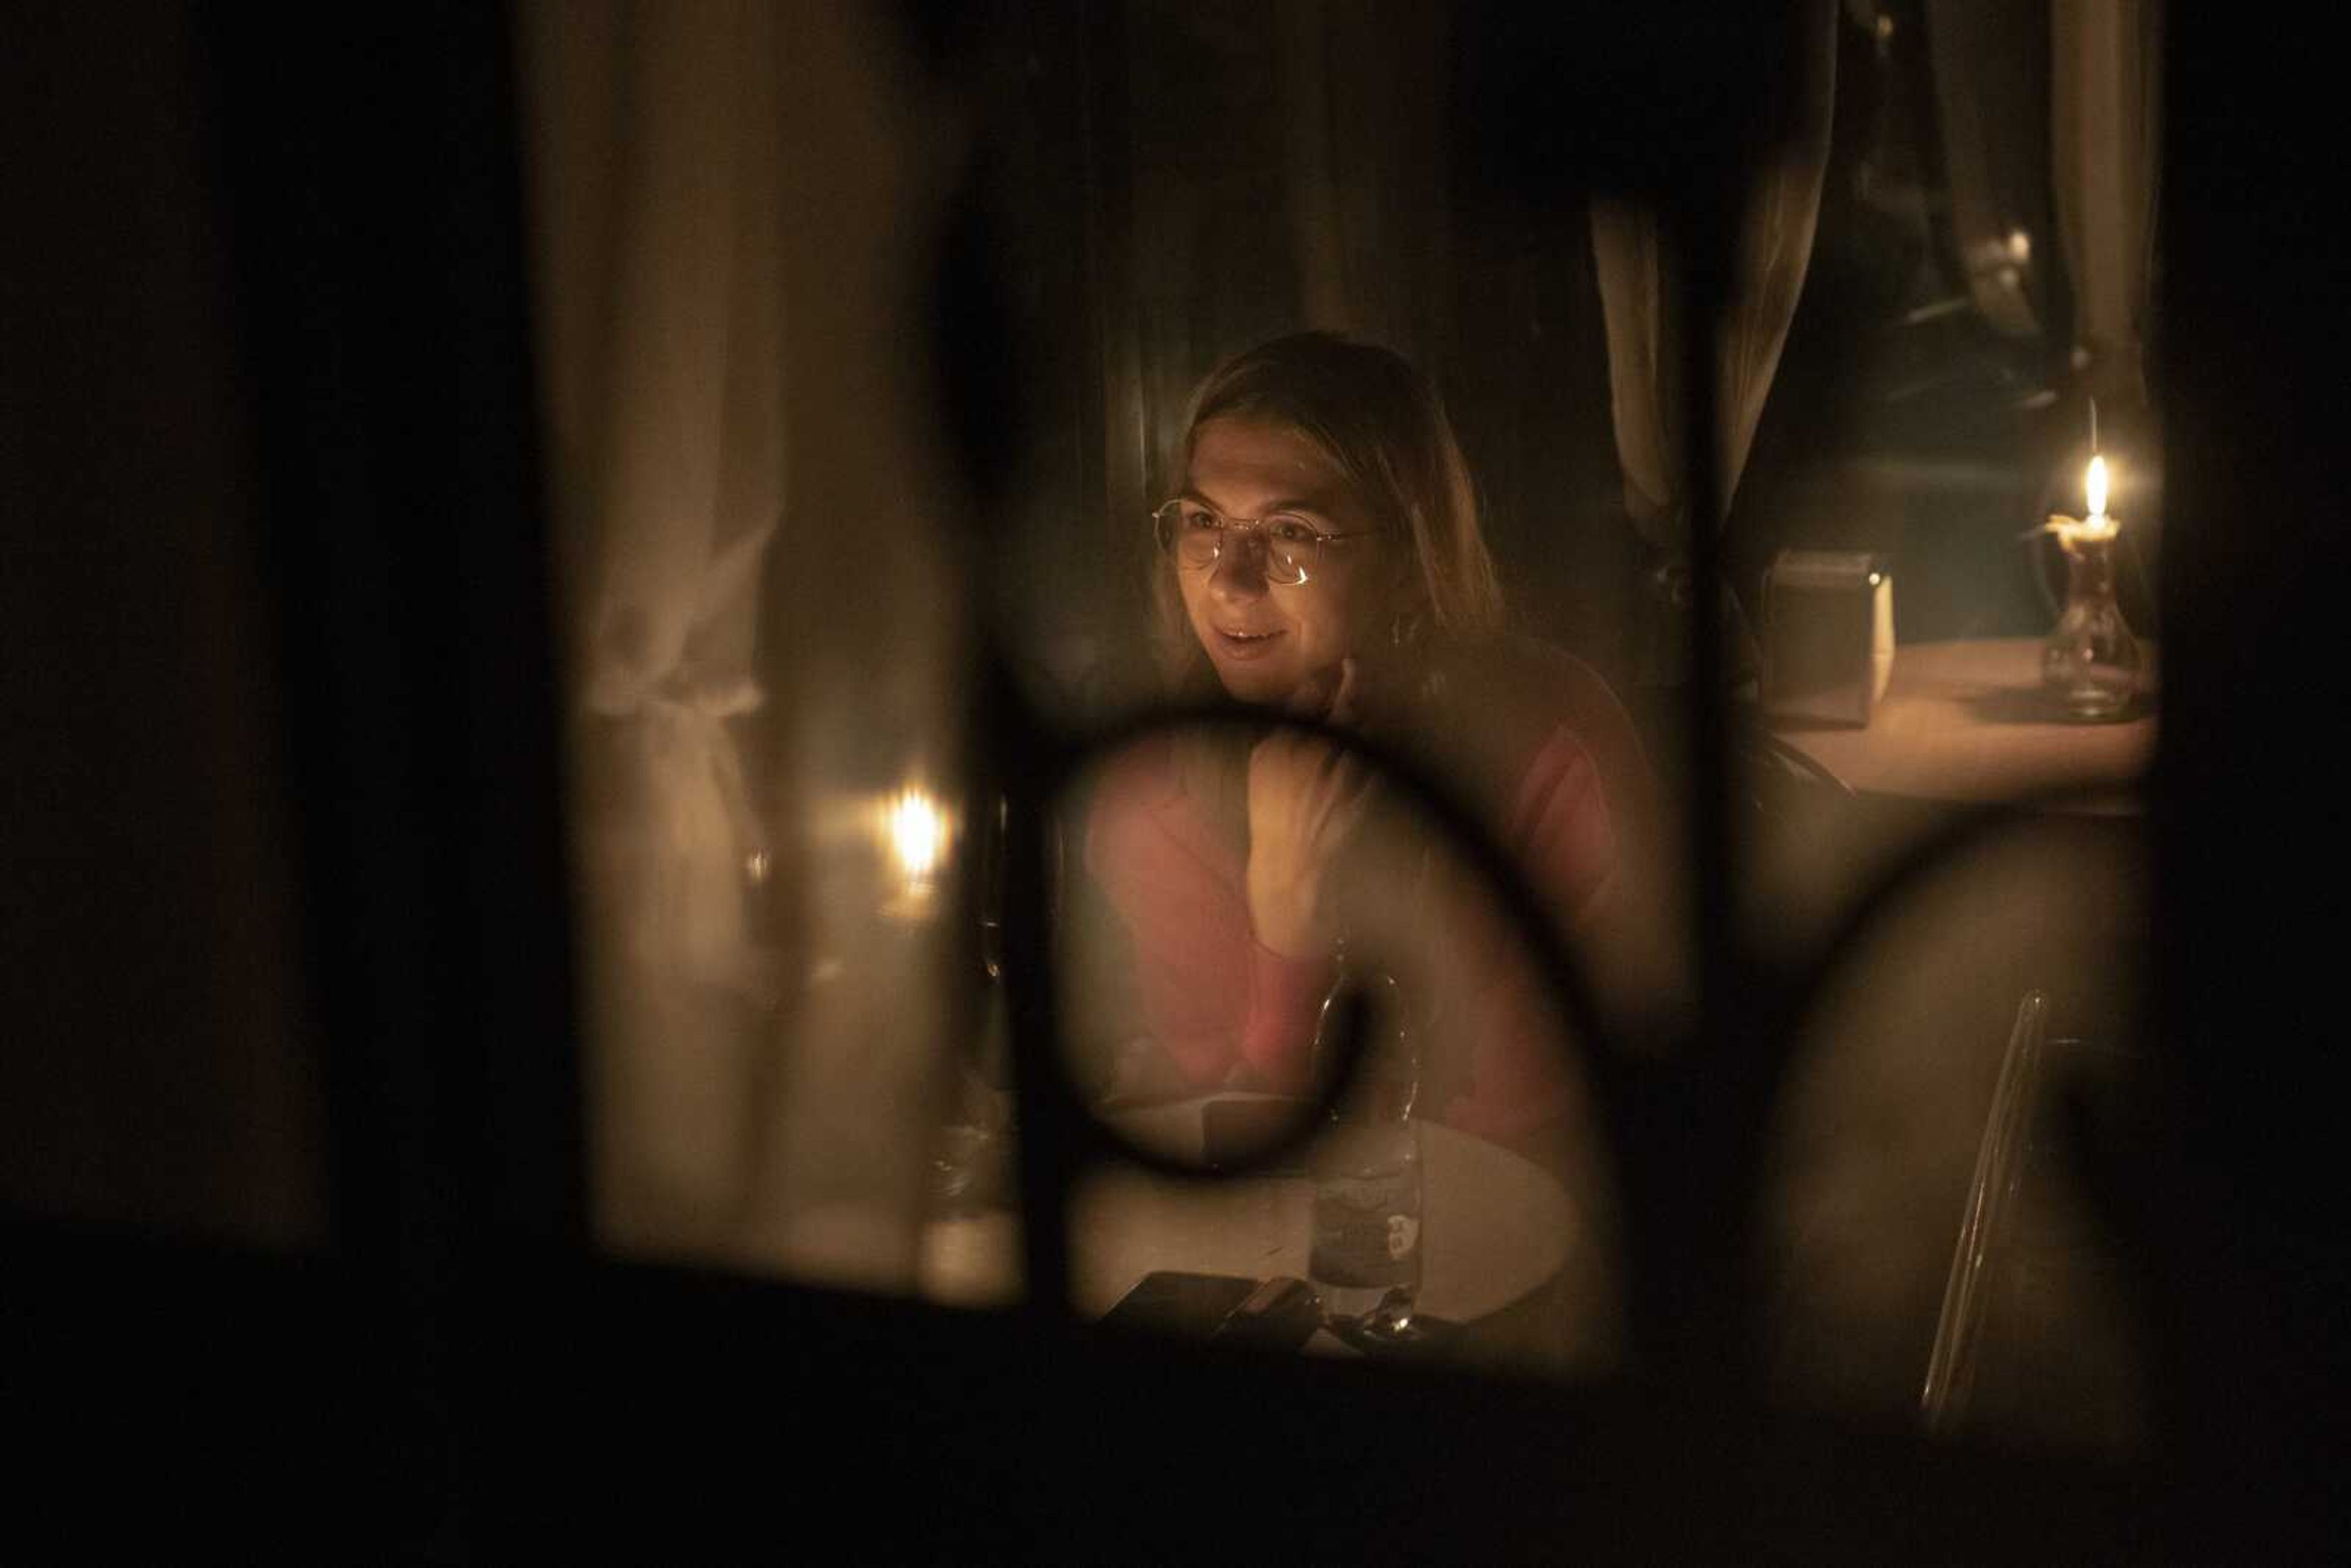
[2085,454,2109,520]
[887,789,947,884]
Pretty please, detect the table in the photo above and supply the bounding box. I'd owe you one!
[1746,635,2159,961]
[1769,638,2157,810]
[918,1097,1582,1343]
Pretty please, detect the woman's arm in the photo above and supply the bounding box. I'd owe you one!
[1084,744,1335,1096]
[1439,726,1618,1149]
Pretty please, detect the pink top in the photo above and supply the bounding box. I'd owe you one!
[1084,723,1617,1148]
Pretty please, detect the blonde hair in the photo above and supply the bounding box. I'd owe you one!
[1150,332,1504,692]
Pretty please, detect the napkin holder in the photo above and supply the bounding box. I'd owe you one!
[1763,549,1895,728]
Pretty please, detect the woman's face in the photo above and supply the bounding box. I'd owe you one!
[1175,416,1396,709]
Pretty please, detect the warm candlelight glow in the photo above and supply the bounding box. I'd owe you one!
[872,785,954,920]
[888,789,947,885]
[2050,453,2118,544]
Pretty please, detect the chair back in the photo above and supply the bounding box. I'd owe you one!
[1922,991,2143,1447]
[1923,991,2050,1431]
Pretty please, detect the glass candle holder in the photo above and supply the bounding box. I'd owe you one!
[2042,522,2142,721]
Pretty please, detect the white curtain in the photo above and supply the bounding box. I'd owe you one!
[2052,0,2163,413]
[520,0,787,1252]
[1924,0,2054,341]
[522,1,966,1281]
[1589,3,1839,552]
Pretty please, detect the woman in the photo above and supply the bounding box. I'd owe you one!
[1084,332,1657,1158]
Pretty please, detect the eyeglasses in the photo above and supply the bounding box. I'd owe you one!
[1150,499,1378,587]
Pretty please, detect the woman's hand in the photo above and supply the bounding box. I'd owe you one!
[1245,657,1374,958]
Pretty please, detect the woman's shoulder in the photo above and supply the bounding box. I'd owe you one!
[1083,732,1182,841]
[1423,635,1609,776]
[1442,631,1621,713]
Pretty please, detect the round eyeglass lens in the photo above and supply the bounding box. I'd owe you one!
[1171,506,1221,569]
[1155,503,1321,584]
[1262,522,1314,583]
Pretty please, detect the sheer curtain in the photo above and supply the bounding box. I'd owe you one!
[520,0,788,1255]
[2052,1,2163,416]
[1927,0,2164,404]
[1588,0,1839,676]
[1928,0,2162,577]
[1927,0,2060,342]
[520,2,964,1277]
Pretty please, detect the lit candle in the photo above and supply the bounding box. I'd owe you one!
[878,784,952,918]
[2080,453,2115,539]
[2044,446,2119,546]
